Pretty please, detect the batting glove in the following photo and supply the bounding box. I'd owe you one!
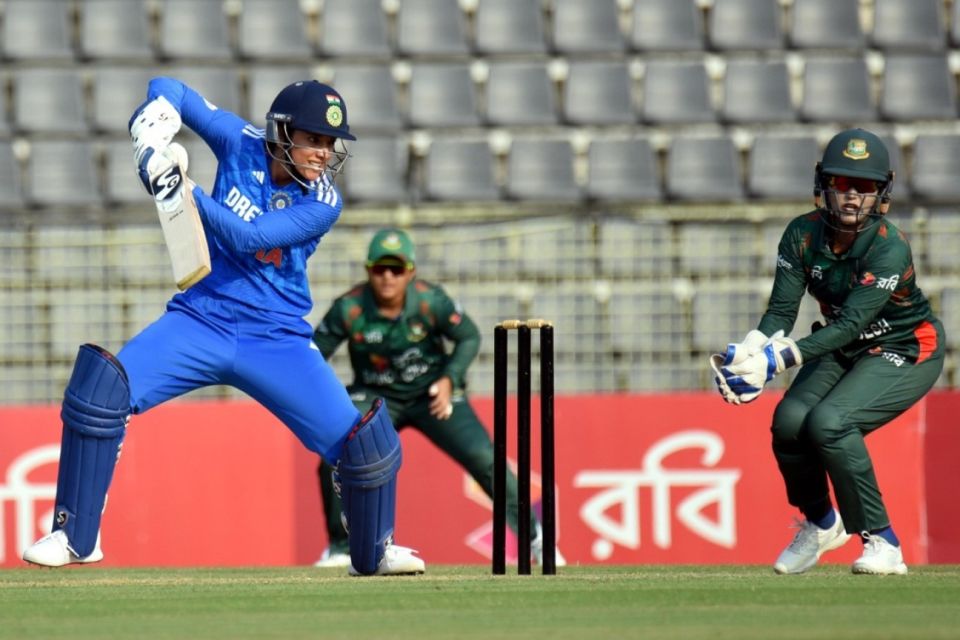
[129,96,181,156]
[722,331,802,399]
[709,330,768,404]
[135,143,189,201]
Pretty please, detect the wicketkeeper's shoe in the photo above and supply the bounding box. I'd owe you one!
[349,543,425,576]
[22,530,103,568]
[773,511,851,575]
[851,534,908,575]
[313,544,351,568]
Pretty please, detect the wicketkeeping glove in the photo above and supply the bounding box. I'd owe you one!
[709,329,768,405]
[721,331,803,399]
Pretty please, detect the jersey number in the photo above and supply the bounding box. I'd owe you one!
[256,248,282,268]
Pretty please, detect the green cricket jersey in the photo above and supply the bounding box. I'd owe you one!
[758,211,940,363]
[313,279,480,401]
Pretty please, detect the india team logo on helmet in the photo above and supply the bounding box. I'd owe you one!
[325,94,344,128]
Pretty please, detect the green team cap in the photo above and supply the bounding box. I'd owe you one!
[820,128,891,181]
[367,228,416,267]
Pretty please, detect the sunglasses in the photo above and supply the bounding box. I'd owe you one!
[370,263,407,276]
[827,175,880,194]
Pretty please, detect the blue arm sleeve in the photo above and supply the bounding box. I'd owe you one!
[143,77,245,159]
[192,185,343,252]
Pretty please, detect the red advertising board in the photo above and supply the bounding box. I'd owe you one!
[0,392,951,568]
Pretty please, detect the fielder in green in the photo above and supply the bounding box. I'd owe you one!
[712,128,945,575]
[312,228,558,568]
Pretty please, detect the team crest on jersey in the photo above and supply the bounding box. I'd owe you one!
[270,191,293,211]
[859,271,876,286]
[842,139,870,160]
[407,321,426,342]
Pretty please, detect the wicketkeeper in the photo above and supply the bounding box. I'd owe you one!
[712,128,945,575]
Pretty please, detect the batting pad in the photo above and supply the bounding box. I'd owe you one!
[55,344,130,558]
[338,398,402,575]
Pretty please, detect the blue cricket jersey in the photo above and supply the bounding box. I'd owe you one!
[146,77,342,317]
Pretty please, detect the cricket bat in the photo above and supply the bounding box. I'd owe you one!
[150,143,211,291]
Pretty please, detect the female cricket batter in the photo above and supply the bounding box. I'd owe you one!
[23,78,424,576]
[713,128,944,575]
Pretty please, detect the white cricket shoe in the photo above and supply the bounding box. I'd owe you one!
[349,543,425,576]
[22,530,103,568]
[773,511,851,575]
[851,534,908,575]
[531,525,567,567]
[313,546,351,568]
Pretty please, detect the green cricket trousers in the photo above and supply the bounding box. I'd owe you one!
[770,322,945,534]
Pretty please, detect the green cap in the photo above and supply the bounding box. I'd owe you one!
[820,128,891,181]
[366,228,416,267]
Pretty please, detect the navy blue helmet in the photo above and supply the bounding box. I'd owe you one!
[266,80,356,143]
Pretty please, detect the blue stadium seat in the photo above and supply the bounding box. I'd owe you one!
[563,61,635,126]
[157,0,232,61]
[870,0,946,51]
[341,135,410,204]
[880,54,957,121]
[721,59,795,124]
[485,62,558,126]
[237,0,312,61]
[551,0,625,54]
[474,0,547,55]
[423,139,500,202]
[2,0,73,61]
[332,64,405,132]
[910,135,960,203]
[91,67,155,134]
[396,0,469,57]
[318,0,391,57]
[747,135,819,201]
[799,56,876,123]
[586,138,661,202]
[13,69,88,135]
[407,63,480,128]
[26,141,102,208]
[505,139,581,202]
[641,60,715,124]
[788,0,864,50]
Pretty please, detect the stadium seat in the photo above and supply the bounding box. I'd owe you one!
[12,69,88,135]
[879,54,957,121]
[331,64,404,132]
[925,211,960,274]
[0,85,10,137]
[484,62,559,126]
[318,0,391,57]
[423,139,500,202]
[406,63,480,128]
[237,0,312,61]
[721,59,795,124]
[519,221,596,281]
[246,65,314,126]
[799,56,876,122]
[608,286,690,353]
[0,141,24,210]
[870,0,946,51]
[665,136,744,202]
[1,0,73,61]
[474,0,547,55]
[641,60,715,124]
[631,0,704,51]
[939,287,960,349]
[104,139,148,205]
[396,0,470,57]
[707,0,784,51]
[78,0,154,61]
[788,0,864,50]
[550,0,625,53]
[25,141,102,208]
[563,61,636,126]
[679,222,757,276]
[504,139,581,202]
[586,138,661,202]
[909,135,960,204]
[747,135,819,201]
[880,135,909,201]
[598,218,673,278]
[691,288,766,351]
[157,0,232,61]
[341,135,410,204]
[90,67,156,134]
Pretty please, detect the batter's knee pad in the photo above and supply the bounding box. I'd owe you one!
[55,344,130,558]
[337,398,401,575]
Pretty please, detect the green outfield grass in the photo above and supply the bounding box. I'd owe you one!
[2,565,959,640]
